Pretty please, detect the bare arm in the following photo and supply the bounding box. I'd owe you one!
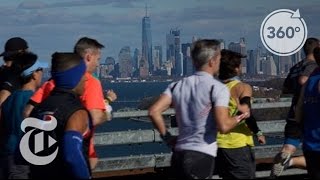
[0,90,11,107]
[65,109,89,133]
[298,75,309,86]
[89,109,111,126]
[215,106,247,134]
[148,94,172,135]
[23,104,35,118]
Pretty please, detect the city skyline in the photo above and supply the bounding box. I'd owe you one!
[0,0,319,63]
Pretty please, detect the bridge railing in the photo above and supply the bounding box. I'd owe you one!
[92,98,307,178]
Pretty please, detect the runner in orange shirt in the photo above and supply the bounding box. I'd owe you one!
[24,37,117,169]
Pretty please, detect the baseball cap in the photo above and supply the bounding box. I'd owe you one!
[0,37,28,57]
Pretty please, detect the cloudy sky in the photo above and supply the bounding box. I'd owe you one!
[0,0,319,65]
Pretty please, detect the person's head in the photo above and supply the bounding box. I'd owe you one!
[51,52,87,95]
[218,49,246,80]
[21,60,44,88]
[0,37,29,63]
[313,47,320,66]
[73,37,104,74]
[303,37,320,57]
[191,39,221,75]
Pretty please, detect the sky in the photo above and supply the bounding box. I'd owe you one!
[0,0,320,65]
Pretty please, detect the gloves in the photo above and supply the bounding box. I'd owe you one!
[160,130,177,149]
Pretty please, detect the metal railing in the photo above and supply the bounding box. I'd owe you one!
[92,98,307,178]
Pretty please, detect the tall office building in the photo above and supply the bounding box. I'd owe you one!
[166,29,183,76]
[118,46,132,78]
[279,56,292,75]
[100,57,116,78]
[133,48,141,71]
[182,43,193,76]
[261,55,277,76]
[228,38,247,74]
[153,45,162,72]
[247,50,257,75]
[142,5,152,74]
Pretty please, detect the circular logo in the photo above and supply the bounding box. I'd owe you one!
[260,9,307,56]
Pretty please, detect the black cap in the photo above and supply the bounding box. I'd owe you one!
[0,37,28,57]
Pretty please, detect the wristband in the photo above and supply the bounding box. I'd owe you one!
[105,96,113,104]
[256,131,263,137]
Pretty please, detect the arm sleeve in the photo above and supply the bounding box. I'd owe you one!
[245,115,261,134]
[63,130,91,179]
[81,77,105,111]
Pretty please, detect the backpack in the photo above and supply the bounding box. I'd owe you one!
[283,60,316,94]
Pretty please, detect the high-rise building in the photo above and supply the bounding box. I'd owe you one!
[166,29,183,76]
[261,55,277,76]
[247,50,256,75]
[118,46,133,78]
[100,57,116,78]
[279,56,292,75]
[272,54,280,75]
[182,43,193,76]
[228,38,247,74]
[153,45,162,72]
[139,56,149,78]
[142,5,152,74]
[133,48,141,71]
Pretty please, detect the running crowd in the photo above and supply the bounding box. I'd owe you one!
[0,36,319,179]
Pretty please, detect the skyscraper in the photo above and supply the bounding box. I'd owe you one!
[182,43,193,76]
[142,5,152,74]
[133,48,141,71]
[153,45,162,72]
[261,55,277,76]
[118,46,133,78]
[166,29,183,76]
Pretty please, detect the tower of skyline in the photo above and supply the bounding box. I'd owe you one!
[153,45,162,72]
[166,29,183,76]
[142,4,153,75]
[119,46,133,78]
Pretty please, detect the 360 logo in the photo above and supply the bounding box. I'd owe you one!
[260,9,307,56]
[19,116,58,165]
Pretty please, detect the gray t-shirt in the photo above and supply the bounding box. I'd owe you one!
[164,71,230,157]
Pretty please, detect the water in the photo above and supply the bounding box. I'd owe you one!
[102,81,171,111]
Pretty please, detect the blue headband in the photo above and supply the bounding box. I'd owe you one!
[22,60,43,77]
[51,60,86,89]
